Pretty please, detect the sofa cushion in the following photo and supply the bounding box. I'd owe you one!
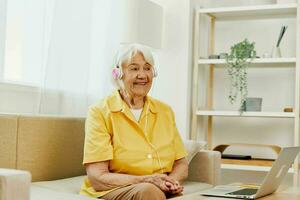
[32,176,85,194]
[183,140,206,163]
[31,185,96,200]
[33,175,212,197]
[182,181,212,195]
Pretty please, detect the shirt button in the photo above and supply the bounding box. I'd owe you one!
[147,154,152,159]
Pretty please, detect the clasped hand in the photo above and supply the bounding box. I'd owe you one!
[144,174,183,194]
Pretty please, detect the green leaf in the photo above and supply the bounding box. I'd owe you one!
[225,39,256,111]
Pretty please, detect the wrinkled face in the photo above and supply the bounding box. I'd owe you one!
[121,51,154,97]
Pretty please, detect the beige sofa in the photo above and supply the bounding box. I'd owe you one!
[0,114,221,200]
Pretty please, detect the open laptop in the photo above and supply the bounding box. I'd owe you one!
[200,146,300,199]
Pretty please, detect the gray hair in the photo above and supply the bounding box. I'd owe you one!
[112,43,155,89]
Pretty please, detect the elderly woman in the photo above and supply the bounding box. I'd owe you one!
[80,44,188,200]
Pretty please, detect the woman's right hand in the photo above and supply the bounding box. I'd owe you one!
[165,180,184,195]
[143,174,177,192]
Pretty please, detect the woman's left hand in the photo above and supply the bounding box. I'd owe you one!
[165,180,184,194]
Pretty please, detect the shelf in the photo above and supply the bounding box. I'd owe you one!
[198,57,296,65]
[197,3,297,20]
[196,110,295,118]
[221,164,295,173]
[221,159,295,173]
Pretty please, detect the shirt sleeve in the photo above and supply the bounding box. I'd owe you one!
[170,109,188,160]
[83,104,113,164]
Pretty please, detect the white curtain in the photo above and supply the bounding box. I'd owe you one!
[38,0,124,116]
[2,0,162,116]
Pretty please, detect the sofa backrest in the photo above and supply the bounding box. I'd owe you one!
[0,114,86,181]
[0,114,18,169]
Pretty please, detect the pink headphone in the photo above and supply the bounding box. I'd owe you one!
[112,66,158,80]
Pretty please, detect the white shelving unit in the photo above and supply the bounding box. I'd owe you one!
[191,2,300,186]
[222,164,295,173]
[198,57,296,65]
[196,110,295,118]
[197,3,297,19]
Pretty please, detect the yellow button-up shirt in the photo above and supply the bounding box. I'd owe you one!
[80,91,187,198]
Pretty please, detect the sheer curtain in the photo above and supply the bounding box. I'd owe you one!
[38,0,123,116]
[1,0,162,116]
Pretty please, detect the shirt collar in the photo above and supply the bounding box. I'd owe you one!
[108,90,157,114]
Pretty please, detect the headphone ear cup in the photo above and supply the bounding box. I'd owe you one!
[152,67,158,78]
[112,68,119,80]
[112,68,123,80]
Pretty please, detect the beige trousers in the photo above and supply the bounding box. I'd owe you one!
[101,183,167,200]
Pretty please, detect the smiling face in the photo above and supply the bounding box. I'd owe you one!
[121,51,154,98]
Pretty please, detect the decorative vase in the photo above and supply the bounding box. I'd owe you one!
[271,46,282,58]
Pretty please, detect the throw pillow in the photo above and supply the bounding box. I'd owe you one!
[183,140,207,163]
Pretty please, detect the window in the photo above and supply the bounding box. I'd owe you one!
[2,0,47,85]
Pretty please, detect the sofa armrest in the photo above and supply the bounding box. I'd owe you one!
[186,150,221,186]
[0,168,31,200]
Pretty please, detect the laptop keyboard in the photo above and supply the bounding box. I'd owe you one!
[227,188,258,196]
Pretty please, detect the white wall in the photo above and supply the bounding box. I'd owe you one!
[0,81,63,115]
[0,0,7,77]
[150,0,191,139]
[0,82,40,114]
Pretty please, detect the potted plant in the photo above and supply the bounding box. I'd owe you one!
[225,39,256,112]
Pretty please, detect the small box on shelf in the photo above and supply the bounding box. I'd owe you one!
[222,154,252,160]
[283,107,293,112]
